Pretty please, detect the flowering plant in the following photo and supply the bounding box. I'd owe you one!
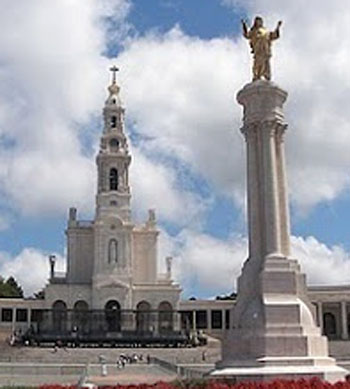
[39,378,350,389]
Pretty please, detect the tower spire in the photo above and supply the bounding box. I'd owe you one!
[107,65,121,98]
[109,65,119,84]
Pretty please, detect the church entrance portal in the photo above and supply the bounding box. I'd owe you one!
[158,301,173,334]
[52,300,67,333]
[73,300,89,334]
[105,300,121,332]
[136,301,152,333]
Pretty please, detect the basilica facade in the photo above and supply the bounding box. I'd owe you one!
[28,71,182,337]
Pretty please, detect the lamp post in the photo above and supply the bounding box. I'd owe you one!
[49,255,56,280]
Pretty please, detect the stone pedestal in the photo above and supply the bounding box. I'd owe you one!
[211,81,346,382]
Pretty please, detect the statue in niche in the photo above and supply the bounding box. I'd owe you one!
[109,239,118,263]
[241,16,282,81]
[166,256,173,278]
[148,209,156,223]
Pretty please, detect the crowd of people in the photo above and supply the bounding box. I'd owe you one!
[98,352,149,369]
[97,353,150,376]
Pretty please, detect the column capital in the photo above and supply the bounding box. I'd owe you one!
[276,123,288,143]
[240,123,257,142]
[241,120,287,140]
[237,81,288,127]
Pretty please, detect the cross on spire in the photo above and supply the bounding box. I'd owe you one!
[109,65,119,84]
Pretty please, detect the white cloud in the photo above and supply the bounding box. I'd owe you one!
[0,0,131,217]
[169,230,248,297]
[117,28,248,206]
[130,146,208,226]
[292,236,350,286]
[0,248,65,297]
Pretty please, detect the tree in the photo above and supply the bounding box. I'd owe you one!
[0,276,24,298]
[215,291,237,300]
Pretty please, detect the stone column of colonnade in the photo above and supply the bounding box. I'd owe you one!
[341,301,349,340]
[211,80,346,382]
[317,302,324,334]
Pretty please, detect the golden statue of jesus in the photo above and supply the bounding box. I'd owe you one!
[241,16,282,81]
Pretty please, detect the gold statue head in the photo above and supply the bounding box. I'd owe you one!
[253,16,264,29]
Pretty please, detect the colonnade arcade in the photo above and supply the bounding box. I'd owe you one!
[3,296,350,342]
[47,299,176,336]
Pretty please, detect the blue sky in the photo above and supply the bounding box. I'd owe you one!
[127,0,242,39]
[0,0,350,297]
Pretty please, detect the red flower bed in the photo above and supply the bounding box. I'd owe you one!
[39,378,350,389]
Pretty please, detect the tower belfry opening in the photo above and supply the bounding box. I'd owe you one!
[109,168,118,191]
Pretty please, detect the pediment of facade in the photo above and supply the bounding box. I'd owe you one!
[95,276,129,290]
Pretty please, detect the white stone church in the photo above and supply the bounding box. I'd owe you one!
[44,70,181,319]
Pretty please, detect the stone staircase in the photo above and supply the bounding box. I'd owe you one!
[0,363,177,386]
[0,344,220,365]
[0,339,221,385]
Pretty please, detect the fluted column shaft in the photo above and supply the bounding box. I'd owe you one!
[238,81,290,263]
[317,301,324,333]
[341,301,348,340]
[261,122,281,256]
[245,127,262,259]
[276,124,291,256]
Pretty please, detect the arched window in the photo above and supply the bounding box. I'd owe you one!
[109,168,118,191]
[52,300,67,333]
[158,301,173,334]
[111,116,117,128]
[105,300,121,332]
[73,300,89,334]
[136,301,152,333]
[108,239,118,263]
[324,312,337,337]
[74,300,89,311]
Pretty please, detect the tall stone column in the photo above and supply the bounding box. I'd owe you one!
[207,309,212,331]
[276,126,291,256]
[192,310,196,332]
[317,302,324,334]
[239,82,289,262]
[211,80,346,382]
[341,301,348,340]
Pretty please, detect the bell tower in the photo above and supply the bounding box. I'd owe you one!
[92,67,133,306]
[95,66,131,222]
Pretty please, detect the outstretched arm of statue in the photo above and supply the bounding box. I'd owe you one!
[241,19,249,39]
[270,20,282,40]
